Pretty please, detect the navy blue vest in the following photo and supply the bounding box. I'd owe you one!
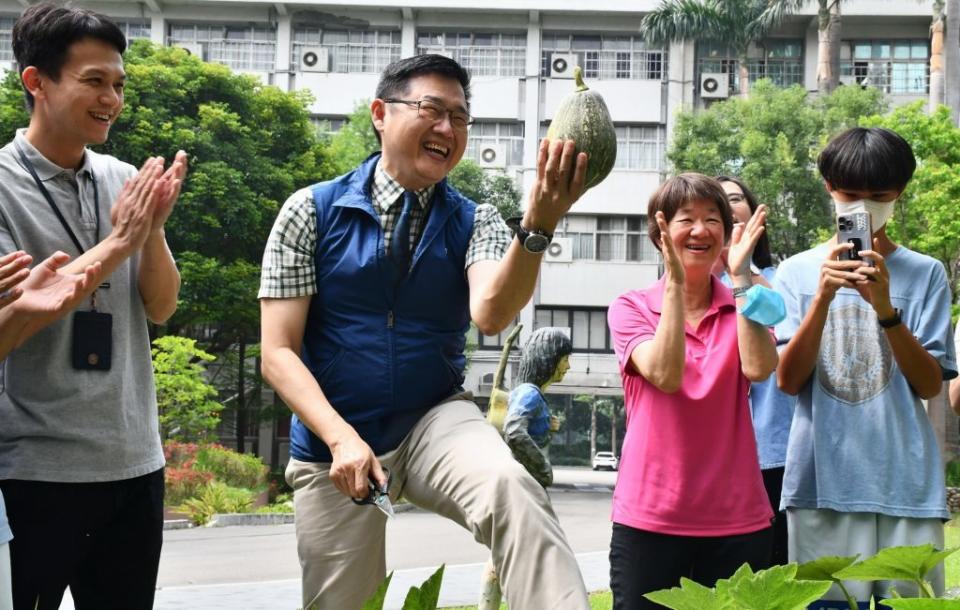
[289,154,477,462]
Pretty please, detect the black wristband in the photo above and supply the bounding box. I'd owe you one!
[878,308,902,329]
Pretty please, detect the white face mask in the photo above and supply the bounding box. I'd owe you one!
[833,198,896,231]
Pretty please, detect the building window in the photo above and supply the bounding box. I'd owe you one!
[841,40,928,94]
[556,215,660,263]
[465,122,524,167]
[292,28,400,73]
[168,23,277,72]
[541,33,667,81]
[468,319,520,351]
[697,39,803,94]
[535,307,611,353]
[116,20,152,42]
[615,125,666,171]
[418,32,525,77]
[310,116,347,137]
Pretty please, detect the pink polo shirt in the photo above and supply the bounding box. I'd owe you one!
[607,275,773,536]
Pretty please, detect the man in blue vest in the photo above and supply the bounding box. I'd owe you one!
[260,54,590,609]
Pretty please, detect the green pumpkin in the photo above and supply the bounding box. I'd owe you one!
[546,66,617,190]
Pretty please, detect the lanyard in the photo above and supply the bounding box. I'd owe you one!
[14,142,100,254]
[14,142,103,309]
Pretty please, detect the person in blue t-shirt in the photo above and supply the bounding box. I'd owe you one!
[503,327,572,488]
[714,175,796,567]
[774,127,957,606]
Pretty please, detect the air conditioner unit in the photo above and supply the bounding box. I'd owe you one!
[545,237,573,263]
[838,74,859,87]
[700,72,730,99]
[174,42,204,59]
[478,145,506,169]
[300,47,330,73]
[549,53,578,78]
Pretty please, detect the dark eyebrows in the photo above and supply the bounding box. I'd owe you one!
[421,94,468,114]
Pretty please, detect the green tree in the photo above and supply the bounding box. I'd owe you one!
[152,335,223,443]
[668,80,887,259]
[448,159,522,220]
[640,0,801,98]
[862,102,960,292]
[327,101,380,175]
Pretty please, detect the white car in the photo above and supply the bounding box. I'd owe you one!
[592,451,619,471]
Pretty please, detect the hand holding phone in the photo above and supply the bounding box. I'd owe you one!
[837,211,873,267]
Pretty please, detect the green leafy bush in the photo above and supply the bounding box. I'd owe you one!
[945,461,960,488]
[178,481,254,525]
[194,444,268,490]
[645,544,959,610]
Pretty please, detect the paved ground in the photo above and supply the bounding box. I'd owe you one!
[58,467,618,609]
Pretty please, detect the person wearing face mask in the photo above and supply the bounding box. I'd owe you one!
[714,176,796,568]
[774,127,956,606]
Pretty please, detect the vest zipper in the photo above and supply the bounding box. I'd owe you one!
[387,310,394,328]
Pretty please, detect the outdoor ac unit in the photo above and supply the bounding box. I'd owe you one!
[549,53,578,78]
[545,237,573,263]
[700,72,730,99]
[300,47,330,72]
[174,42,204,59]
[838,74,859,87]
[478,145,506,169]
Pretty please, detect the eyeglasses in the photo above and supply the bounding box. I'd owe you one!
[383,98,473,132]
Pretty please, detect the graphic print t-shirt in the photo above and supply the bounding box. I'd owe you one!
[774,244,957,519]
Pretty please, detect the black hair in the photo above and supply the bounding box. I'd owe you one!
[516,327,573,388]
[716,175,773,269]
[12,3,127,112]
[372,54,471,144]
[817,127,917,193]
[647,173,734,251]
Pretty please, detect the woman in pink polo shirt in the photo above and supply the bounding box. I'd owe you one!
[607,173,777,609]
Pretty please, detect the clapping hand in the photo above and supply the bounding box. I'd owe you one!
[0,251,31,308]
[656,211,684,285]
[727,204,768,282]
[15,252,100,319]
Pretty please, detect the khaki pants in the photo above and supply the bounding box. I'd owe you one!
[286,399,590,610]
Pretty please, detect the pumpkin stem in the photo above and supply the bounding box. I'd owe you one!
[574,66,588,91]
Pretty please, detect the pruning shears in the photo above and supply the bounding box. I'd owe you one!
[351,467,395,519]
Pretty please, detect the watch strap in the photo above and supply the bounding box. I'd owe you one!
[878,308,902,329]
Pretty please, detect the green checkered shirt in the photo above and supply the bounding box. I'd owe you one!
[259,161,512,299]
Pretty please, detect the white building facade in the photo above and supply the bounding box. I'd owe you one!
[0,0,937,441]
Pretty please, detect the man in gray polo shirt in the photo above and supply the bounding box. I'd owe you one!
[0,4,186,608]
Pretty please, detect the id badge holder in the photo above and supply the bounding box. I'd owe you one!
[71,289,112,371]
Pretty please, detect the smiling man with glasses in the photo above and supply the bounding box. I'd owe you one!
[260,53,591,609]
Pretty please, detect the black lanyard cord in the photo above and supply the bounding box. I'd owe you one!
[14,142,100,254]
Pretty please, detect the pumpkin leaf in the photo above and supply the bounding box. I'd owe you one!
[359,571,393,610]
[796,555,860,582]
[401,564,444,610]
[727,563,832,610]
[836,545,955,583]
[880,600,960,609]
[643,576,732,610]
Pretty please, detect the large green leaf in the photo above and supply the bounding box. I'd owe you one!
[644,576,732,610]
[796,555,860,582]
[880,600,960,609]
[401,564,445,610]
[728,563,833,610]
[836,545,957,583]
[359,571,393,610]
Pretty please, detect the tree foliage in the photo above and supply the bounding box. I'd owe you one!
[862,102,960,292]
[668,80,887,260]
[326,101,381,175]
[152,335,222,443]
[447,159,523,220]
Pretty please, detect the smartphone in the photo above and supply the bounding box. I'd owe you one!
[837,211,873,266]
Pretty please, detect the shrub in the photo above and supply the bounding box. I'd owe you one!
[194,444,268,490]
[164,440,200,468]
[179,481,254,525]
[946,460,960,488]
[165,466,213,506]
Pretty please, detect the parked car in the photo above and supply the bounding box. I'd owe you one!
[592,451,619,471]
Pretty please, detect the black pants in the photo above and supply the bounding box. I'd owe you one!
[762,466,788,566]
[609,522,773,610]
[1,468,164,610]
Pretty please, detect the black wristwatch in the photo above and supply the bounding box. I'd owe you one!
[505,216,552,254]
[878,308,902,329]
